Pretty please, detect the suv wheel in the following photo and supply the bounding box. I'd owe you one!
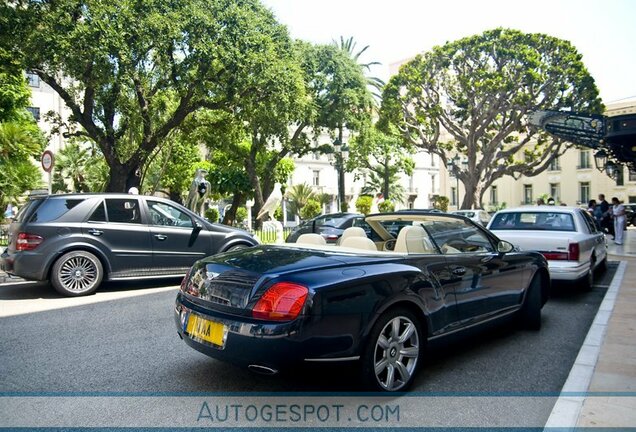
[51,251,103,296]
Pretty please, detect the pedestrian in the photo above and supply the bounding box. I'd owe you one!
[598,194,614,238]
[611,197,626,245]
[547,197,555,205]
[536,198,545,206]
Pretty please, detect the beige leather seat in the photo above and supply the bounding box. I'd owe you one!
[296,233,326,245]
[338,227,367,244]
[340,236,378,251]
[394,225,435,254]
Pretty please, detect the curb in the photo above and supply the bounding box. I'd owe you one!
[543,260,627,429]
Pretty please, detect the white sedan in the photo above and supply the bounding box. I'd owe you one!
[487,206,607,289]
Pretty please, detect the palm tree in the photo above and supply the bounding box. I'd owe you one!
[286,183,316,219]
[334,36,385,101]
[361,170,407,204]
[53,142,90,192]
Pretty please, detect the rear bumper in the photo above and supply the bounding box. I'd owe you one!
[547,261,590,281]
[174,293,359,371]
[0,250,49,281]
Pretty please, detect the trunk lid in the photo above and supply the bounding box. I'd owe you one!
[182,245,392,310]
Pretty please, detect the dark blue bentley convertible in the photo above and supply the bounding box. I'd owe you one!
[175,211,549,392]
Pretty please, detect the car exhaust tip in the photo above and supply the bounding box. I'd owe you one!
[248,364,278,375]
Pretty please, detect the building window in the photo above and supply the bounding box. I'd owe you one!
[629,171,636,182]
[430,154,436,167]
[549,157,561,171]
[490,186,498,205]
[409,175,414,193]
[431,174,436,193]
[578,150,591,169]
[451,187,457,206]
[26,72,40,87]
[580,182,590,204]
[549,183,560,202]
[523,184,533,205]
[616,167,624,186]
[26,107,40,121]
[312,170,320,187]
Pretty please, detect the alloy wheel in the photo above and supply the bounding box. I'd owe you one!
[58,255,99,293]
[373,316,420,391]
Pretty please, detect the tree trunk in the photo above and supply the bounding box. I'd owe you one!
[105,162,142,193]
[461,179,484,210]
[222,192,244,226]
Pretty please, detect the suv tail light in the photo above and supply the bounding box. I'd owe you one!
[568,242,580,261]
[252,282,308,321]
[16,232,43,251]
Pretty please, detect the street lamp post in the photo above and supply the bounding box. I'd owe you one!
[448,156,468,210]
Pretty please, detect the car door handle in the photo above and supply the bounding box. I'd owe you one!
[88,229,103,236]
[451,267,467,276]
[154,234,168,241]
[481,255,494,263]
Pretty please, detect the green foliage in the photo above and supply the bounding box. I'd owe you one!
[286,183,316,219]
[340,202,349,213]
[4,0,300,191]
[300,199,321,220]
[316,193,332,207]
[378,200,395,213]
[235,207,248,224]
[204,207,220,223]
[356,195,373,215]
[431,195,450,212]
[0,72,31,123]
[273,206,284,222]
[349,125,413,202]
[0,68,46,209]
[142,132,202,198]
[381,28,603,209]
[52,141,108,193]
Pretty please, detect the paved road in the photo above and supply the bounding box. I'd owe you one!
[0,264,617,427]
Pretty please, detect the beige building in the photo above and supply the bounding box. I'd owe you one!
[458,99,636,211]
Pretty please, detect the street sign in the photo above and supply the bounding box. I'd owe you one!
[41,150,54,173]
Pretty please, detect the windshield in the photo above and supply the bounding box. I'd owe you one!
[490,211,576,232]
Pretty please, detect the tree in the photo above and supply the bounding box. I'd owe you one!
[334,36,385,101]
[0,68,45,209]
[300,199,321,220]
[349,125,414,202]
[286,183,316,219]
[3,0,298,192]
[381,28,603,209]
[202,41,372,226]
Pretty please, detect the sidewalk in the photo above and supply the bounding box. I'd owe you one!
[547,227,636,428]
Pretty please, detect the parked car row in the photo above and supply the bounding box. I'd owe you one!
[2,194,607,393]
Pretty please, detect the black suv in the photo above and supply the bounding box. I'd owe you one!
[1,194,258,296]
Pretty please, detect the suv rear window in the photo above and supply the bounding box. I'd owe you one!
[28,198,85,223]
[490,211,576,232]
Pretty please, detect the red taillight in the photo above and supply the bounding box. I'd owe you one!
[568,243,580,261]
[541,252,570,261]
[16,232,43,251]
[252,282,309,321]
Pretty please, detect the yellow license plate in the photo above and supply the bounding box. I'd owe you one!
[186,314,227,347]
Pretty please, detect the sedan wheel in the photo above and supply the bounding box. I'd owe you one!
[362,309,422,392]
[51,251,103,296]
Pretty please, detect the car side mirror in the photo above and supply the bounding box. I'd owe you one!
[497,240,515,254]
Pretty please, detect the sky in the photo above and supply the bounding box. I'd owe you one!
[261,0,636,105]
